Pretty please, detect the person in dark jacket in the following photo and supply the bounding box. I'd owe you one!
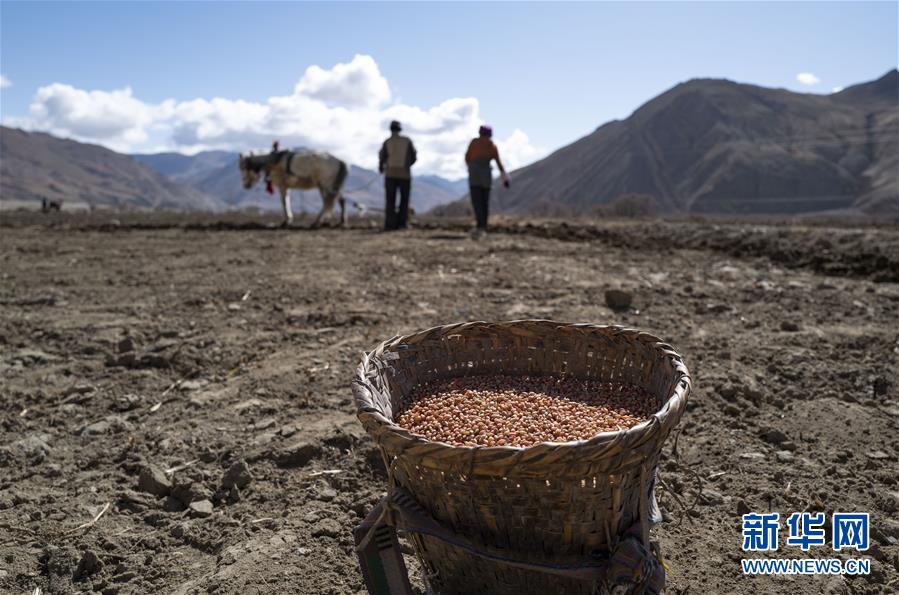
[378,120,417,230]
[465,125,509,237]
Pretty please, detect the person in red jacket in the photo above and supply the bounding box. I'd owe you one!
[465,125,509,237]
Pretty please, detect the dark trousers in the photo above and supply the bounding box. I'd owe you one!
[385,177,411,230]
[470,186,491,230]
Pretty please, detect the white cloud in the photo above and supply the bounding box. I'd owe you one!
[796,72,821,86]
[294,54,390,108]
[496,129,543,171]
[23,83,164,151]
[0,75,11,89]
[10,55,542,179]
[832,86,844,93]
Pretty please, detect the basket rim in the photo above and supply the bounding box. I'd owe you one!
[353,320,691,457]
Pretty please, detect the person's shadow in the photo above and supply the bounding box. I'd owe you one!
[424,233,468,241]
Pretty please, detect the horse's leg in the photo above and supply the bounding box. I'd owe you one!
[312,187,336,228]
[338,193,347,227]
[280,186,293,226]
[310,194,327,229]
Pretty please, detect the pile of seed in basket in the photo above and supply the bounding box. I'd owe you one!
[395,375,657,447]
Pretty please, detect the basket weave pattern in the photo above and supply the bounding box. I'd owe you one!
[353,321,691,594]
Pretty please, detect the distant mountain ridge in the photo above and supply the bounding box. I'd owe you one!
[131,150,269,210]
[435,69,898,217]
[133,150,235,181]
[132,150,466,213]
[0,128,466,213]
[417,174,469,198]
[0,127,218,211]
[4,71,895,216]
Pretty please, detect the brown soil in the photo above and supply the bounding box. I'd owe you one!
[1,212,897,594]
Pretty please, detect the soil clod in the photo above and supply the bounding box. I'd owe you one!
[604,289,633,310]
[138,465,172,497]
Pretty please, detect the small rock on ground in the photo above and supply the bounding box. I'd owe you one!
[163,496,186,512]
[74,550,102,579]
[604,289,632,310]
[138,464,171,497]
[80,420,112,436]
[189,499,214,518]
[221,460,253,490]
[180,379,207,391]
[173,482,213,506]
[775,451,794,462]
[118,336,135,354]
[780,320,800,332]
[760,428,788,444]
[312,518,342,538]
[273,441,320,467]
[315,487,338,502]
[701,489,724,506]
[9,434,52,461]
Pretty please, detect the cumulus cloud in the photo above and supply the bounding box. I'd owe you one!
[796,72,821,86]
[10,55,541,178]
[0,75,11,89]
[496,129,543,171]
[295,54,390,108]
[24,84,167,150]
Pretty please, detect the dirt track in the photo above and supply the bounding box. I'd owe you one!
[1,213,898,594]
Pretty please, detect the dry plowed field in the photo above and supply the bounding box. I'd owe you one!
[2,213,897,594]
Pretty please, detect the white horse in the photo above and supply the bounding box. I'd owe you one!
[239,149,348,227]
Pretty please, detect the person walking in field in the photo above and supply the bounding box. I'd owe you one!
[465,125,510,238]
[378,120,417,230]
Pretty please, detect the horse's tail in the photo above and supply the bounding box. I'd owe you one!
[333,159,348,194]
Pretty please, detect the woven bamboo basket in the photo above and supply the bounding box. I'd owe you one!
[353,320,691,595]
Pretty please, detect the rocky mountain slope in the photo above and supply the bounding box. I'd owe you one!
[0,127,218,211]
[437,70,898,217]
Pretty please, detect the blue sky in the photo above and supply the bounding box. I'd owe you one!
[1,1,896,177]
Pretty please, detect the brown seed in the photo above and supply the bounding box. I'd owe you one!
[395,375,656,448]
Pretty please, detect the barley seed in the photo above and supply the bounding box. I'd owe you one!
[395,375,657,447]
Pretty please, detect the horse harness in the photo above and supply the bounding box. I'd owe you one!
[270,150,295,176]
[247,151,295,194]
[246,150,294,175]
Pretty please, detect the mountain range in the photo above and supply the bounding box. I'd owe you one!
[131,151,468,213]
[435,69,898,217]
[0,127,217,211]
[2,70,896,217]
[0,128,466,213]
